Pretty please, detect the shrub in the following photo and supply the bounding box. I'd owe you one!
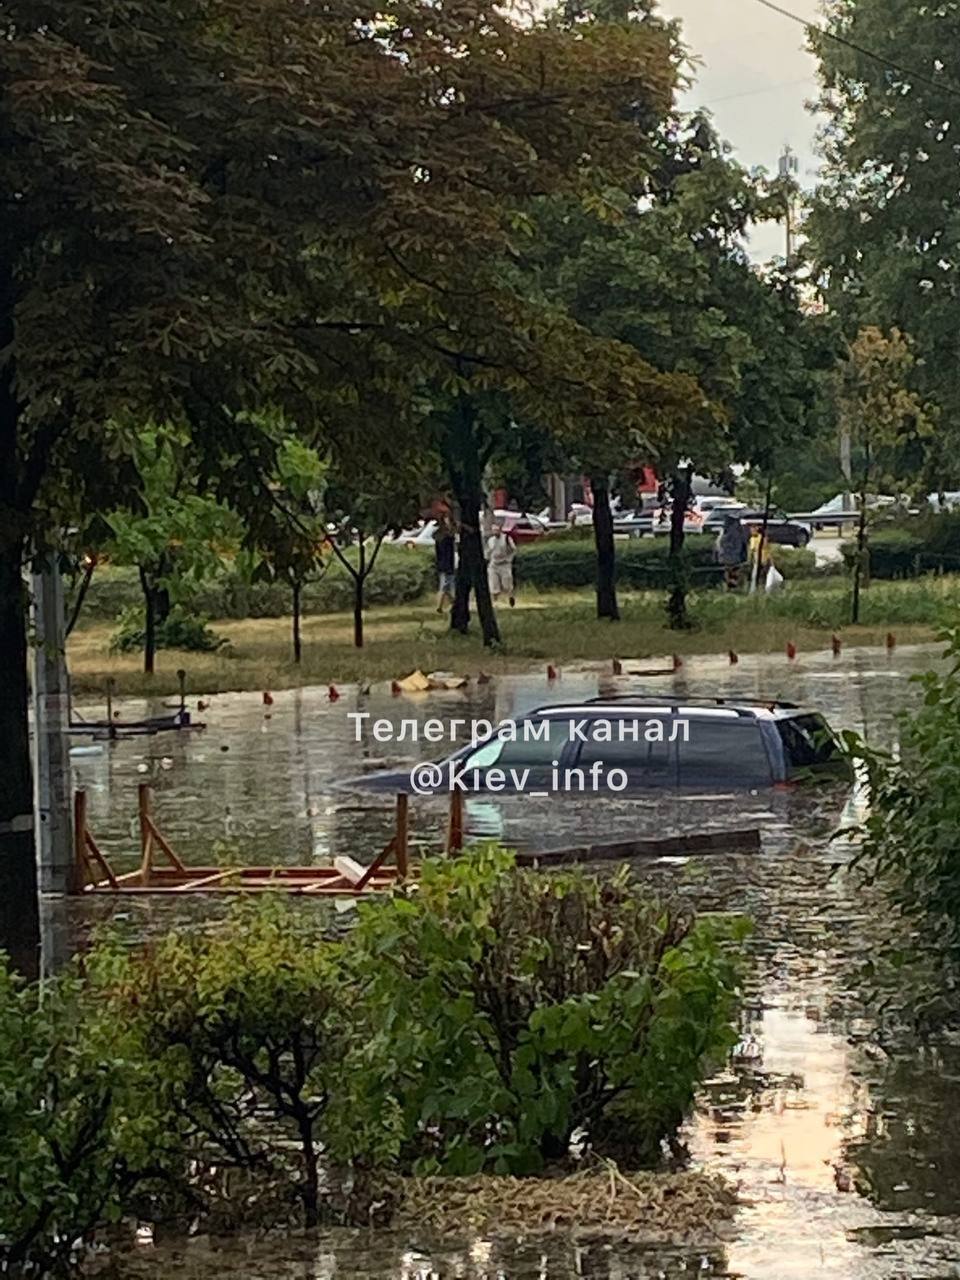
[842,514,960,580]
[0,958,181,1276]
[346,848,745,1176]
[77,548,434,626]
[831,630,960,1036]
[109,605,227,654]
[518,537,722,591]
[852,630,960,959]
[102,901,385,1229]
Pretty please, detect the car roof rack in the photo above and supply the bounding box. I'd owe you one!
[564,693,802,715]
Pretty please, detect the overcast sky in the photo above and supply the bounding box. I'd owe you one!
[659,0,824,260]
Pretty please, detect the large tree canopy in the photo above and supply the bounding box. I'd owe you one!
[1,0,705,963]
[807,0,960,482]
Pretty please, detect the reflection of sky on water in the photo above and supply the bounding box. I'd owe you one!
[69,643,960,1279]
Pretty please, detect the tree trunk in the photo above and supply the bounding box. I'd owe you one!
[591,474,619,621]
[0,538,39,977]
[292,580,302,663]
[0,260,39,975]
[666,466,694,630]
[353,576,364,649]
[852,450,870,625]
[138,565,157,675]
[353,537,366,649]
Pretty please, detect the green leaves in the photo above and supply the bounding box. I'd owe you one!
[847,630,960,1032]
[346,848,746,1175]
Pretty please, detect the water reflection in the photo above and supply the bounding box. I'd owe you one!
[115,1230,731,1278]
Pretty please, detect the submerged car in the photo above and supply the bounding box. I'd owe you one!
[343,696,850,796]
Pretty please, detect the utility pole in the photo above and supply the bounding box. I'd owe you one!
[31,555,75,898]
[778,145,799,266]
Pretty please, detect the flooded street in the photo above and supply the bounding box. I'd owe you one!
[65,643,960,1278]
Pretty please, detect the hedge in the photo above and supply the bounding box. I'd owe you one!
[74,536,820,628]
[76,549,435,625]
[842,515,960,579]
[516,535,817,591]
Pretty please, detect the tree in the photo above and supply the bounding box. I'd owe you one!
[247,439,329,665]
[834,327,931,623]
[531,117,807,628]
[323,456,424,650]
[0,0,701,961]
[103,428,240,674]
[807,0,960,485]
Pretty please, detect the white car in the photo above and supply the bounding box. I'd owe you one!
[386,519,438,548]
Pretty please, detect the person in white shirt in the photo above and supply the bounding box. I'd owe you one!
[486,523,517,605]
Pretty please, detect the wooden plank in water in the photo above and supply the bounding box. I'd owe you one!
[516,828,761,867]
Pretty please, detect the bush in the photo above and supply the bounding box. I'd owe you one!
[77,548,435,626]
[518,537,722,591]
[109,605,227,654]
[844,630,960,1032]
[346,848,746,1175]
[0,957,181,1275]
[853,629,960,949]
[103,900,379,1229]
[1,861,748,1260]
[842,514,960,580]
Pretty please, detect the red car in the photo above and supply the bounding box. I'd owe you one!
[494,511,550,544]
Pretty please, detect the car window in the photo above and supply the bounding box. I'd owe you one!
[777,714,843,770]
[461,717,566,771]
[677,718,773,787]
[575,719,675,786]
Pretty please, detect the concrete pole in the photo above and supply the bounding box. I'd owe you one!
[31,556,75,895]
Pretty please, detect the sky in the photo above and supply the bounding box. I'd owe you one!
[659,0,824,260]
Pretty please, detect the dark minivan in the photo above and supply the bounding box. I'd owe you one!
[345,695,850,795]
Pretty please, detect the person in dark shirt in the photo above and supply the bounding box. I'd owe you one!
[434,512,457,613]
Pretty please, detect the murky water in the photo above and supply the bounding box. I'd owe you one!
[64,643,960,1278]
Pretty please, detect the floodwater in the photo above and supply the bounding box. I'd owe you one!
[61,643,960,1278]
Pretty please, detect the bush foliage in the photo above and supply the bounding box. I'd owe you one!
[76,539,822,629]
[0,851,745,1269]
[850,630,960,1030]
[347,850,746,1175]
[0,964,182,1275]
[842,513,960,580]
[109,605,228,654]
[79,550,435,625]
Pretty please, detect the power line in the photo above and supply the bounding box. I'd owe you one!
[746,0,960,105]
[705,75,815,107]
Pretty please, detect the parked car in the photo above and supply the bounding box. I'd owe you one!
[650,505,705,535]
[701,505,812,547]
[342,696,850,796]
[493,510,550,543]
[385,519,439,548]
[614,510,654,538]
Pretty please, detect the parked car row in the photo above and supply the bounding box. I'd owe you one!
[386,500,812,549]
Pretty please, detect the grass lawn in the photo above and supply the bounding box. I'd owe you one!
[66,577,953,698]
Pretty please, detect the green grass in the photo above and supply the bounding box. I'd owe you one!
[65,575,954,698]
